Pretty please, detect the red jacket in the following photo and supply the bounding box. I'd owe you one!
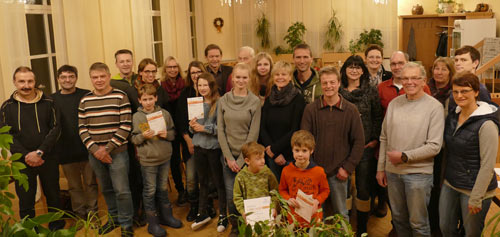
[279,161,330,226]
[378,78,431,114]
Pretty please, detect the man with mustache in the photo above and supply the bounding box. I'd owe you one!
[0,66,65,230]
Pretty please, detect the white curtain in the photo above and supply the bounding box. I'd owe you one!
[0,1,30,101]
[229,0,398,57]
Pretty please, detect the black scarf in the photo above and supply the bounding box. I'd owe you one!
[269,82,299,106]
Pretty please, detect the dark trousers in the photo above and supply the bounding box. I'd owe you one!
[127,143,143,217]
[15,159,61,219]
[170,135,188,193]
[194,147,226,215]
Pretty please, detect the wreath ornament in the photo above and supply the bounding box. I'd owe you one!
[213,17,224,33]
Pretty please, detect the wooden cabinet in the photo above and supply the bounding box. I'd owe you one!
[399,13,493,74]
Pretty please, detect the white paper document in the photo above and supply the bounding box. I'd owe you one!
[243,196,271,226]
[295,189,315,223]
[188,97,204,120]
[494,168,500,177]
[146,111,166,135]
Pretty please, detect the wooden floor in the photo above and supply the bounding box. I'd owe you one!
[8,178,500,237]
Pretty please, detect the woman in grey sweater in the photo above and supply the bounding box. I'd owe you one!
[217,63,261,237]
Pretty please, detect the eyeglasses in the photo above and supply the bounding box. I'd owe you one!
[390,62,405,67]
[143,70,157,74]
[59,75,76,80]
[452,89,474,95]
[400,77,423,82]
[347,66,362,70]
[191,71,202,75]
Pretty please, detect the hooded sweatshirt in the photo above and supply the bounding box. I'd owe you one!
[292,68,322,104]
[279,161,330,225]
[233,165,279,216]
[131,106,175,166]
[0,89,60,159]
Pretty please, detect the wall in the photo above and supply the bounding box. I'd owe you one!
[199,1,236,60]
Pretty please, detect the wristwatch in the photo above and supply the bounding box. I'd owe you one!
[36,149,44,157]
[401,152,408,163]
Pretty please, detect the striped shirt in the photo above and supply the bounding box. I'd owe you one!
[78,89,132,154]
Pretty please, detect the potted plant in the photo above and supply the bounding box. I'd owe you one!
[437,0,455,13]
[236,190,355,236]
[323,9,343,52]
[274,22,307,55]
[348,29,383,54]
[256,13,271,50]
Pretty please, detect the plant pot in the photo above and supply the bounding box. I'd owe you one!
[439,2,455,13]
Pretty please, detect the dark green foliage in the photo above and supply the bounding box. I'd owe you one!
[349,29,384,54]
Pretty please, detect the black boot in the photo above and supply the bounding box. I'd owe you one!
[207,199,217,218]
[159,203,183,228]
[186,202,198,222]
[146,211,166,237]
[356,211,369,237]
[98,218,119,235]
[121,226,134,237]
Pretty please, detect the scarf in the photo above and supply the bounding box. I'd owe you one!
[269,82,299,106]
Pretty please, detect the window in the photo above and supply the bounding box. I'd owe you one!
[25,0,58,94]
[189,0,197,59]
[151,0,164,67]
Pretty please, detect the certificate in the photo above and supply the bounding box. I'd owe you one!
[295,189,315,223]
[243,196,271,226]
[188,97,204,120]
[146,111,166,135]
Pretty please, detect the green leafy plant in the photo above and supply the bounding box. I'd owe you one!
[0,126,77,236]
[323,9,343,52]
[256,13,271,49]
[236,190,355,236]
[349,29,384,54]
[274,22,307,55]
[482,210,500,236]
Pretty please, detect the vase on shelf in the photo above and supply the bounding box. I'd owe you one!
[439,2,455,13]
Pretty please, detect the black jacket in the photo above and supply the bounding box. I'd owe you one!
[0,90,60,159]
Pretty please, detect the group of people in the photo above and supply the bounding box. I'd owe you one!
[1,42,498,237]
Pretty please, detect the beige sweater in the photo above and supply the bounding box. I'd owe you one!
[377,94,444,174]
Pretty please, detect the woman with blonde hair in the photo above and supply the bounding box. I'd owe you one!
[259,61,305,180]
[249,52,274,101]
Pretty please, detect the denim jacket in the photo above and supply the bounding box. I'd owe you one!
[191,102,219,149]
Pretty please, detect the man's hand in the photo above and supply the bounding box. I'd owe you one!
[142,129,155,139]
[287,198,300,208]
[274,154,286,166]
[265,146,274,158]
[387,150,403,165]
[25,151,44,167]
[94,146,112,164]
[226,157,241,173]
[157,130,167,139]
[376,171,387,187]
[336,167,349,181]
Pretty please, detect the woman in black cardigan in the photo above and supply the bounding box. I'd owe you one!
[259,61,306,181]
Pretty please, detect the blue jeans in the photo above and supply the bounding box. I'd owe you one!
[221,155,238,217]
[326,175,349,221]
[439,184,492,237]
[88,150,133,228]
[387,172,433,237]
[141,161,171,212]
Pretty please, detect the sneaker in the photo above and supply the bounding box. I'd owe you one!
[207,205,217,218]
[191,214,211,230]
[217,215,228,233]
[186,205,198,222]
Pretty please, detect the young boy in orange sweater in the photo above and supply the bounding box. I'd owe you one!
[279,130,330,226]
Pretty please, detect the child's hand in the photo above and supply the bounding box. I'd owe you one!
[287,198,300,208]
[142,129,155,139]
[242,213,247,223]
[157,130,167,138]
[311,199,320,214]
[271,208,277,218]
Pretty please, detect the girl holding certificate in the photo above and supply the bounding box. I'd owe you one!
[189,73,227,232]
